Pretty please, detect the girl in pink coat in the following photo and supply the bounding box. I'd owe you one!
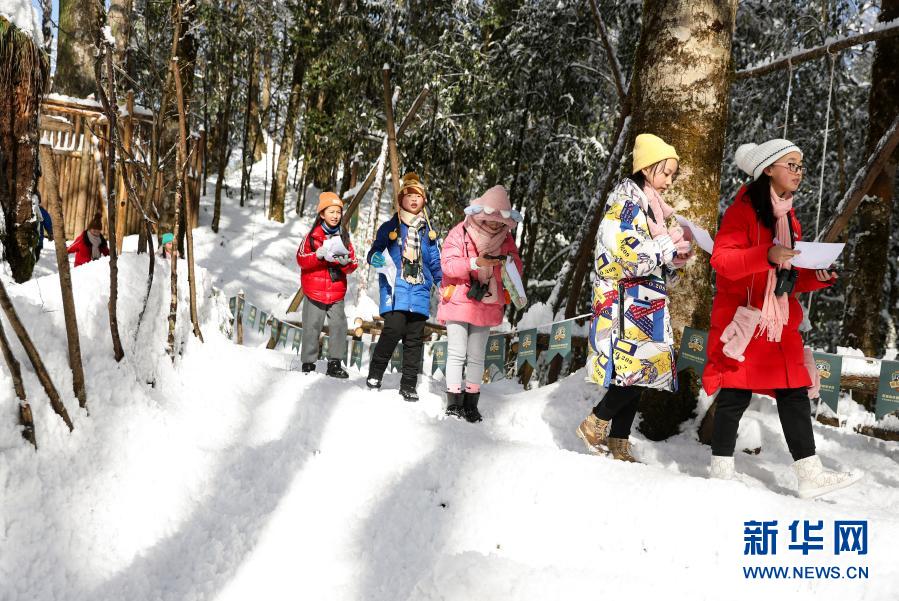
[437,185,524,422]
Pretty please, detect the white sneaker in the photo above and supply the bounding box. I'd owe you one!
[792,455,863,499]
[710,455,736,480]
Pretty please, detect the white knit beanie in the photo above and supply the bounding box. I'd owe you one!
[734,139,803,180]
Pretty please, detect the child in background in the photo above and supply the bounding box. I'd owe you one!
[296,192,358,378]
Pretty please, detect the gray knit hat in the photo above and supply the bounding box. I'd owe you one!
[734,139,803,180]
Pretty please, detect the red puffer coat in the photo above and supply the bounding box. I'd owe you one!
[67,231,109,267]
[702,186,835,396]
[296,223,357,305]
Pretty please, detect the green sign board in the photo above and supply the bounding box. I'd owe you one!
[351,339,363,370]
[875,360,899,420]
[431,341,448,376]
[247,305,257,328]
[485,334,507,378]
[545,321,573,362]
[516,329,537,370]
[812,352,842,414]
[292,327,302,352]
[258,311,268,334]
[390,344,403,372]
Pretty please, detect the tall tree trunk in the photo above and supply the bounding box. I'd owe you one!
[158,0,197,239]
[108,0,132,78]
[212,70,235,233]
[55,0,100,96]
[40,145,88,409]
[630,0,739,441]
[173,55,204,342]
[270,44,307,223]
[0,15,49,283]
[840,0,898,359]
[94,14,126,363]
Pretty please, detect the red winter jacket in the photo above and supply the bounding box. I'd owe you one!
[702,186,835,396]
[67,231,110,267]
[296,223,357,305]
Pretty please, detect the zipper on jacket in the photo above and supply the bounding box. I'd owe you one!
[618,280,626,339]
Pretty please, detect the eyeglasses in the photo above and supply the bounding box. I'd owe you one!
[772,162,806,175]
[464,204,524,223]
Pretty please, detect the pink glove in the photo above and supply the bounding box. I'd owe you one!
[720,305,762,362]
[803,347,821,400]
[646,212,668,239]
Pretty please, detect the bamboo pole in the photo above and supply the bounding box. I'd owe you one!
[381,65,403,217]
[40,144,89,410]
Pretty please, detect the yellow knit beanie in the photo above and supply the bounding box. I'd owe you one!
[632,133,679,174]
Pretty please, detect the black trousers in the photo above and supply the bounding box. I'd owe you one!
[711,387,816,461]
[368,310,427,389]
[592,385,643,439]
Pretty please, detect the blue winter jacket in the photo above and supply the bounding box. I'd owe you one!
[367,213,442,317]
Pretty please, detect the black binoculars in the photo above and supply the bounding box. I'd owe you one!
[467,278,490,301]
[774,267,799,296]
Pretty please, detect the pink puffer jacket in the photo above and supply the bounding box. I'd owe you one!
[436,222,523,327]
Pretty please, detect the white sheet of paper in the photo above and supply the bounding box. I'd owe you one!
[322,236,350,262]
[504,256,526,300]
[789,241,844,270]
[375,252,398,291]
[674,215,714,254]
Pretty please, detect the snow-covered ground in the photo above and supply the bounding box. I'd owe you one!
[2,151,898,600]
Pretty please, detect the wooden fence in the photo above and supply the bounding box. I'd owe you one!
[37,93,205,243]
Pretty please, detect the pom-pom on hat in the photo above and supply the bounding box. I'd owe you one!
[734,139,803,180]
[399,172,426,199]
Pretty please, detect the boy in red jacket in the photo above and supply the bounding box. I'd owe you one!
[296,192,357,377]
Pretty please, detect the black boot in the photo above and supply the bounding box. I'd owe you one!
[463,390,482,423]
[399,386,419,402]
[366,376,382,390]
[445,391,465,419]
[301,362,316,374]
[326,359,349,379]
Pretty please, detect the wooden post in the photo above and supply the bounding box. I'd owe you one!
[40,144,89,410]
[381,66,402,216]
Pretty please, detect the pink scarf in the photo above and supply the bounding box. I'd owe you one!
[463,216,508,304]
[758,187,793,342]
[642,185,674,237]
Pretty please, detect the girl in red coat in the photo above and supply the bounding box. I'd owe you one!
[296,192,358,378]
[67,214,109,267]
[704,138,861,498]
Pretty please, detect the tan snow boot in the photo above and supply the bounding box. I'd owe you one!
[576,414,610,454]
[608,437,640,463]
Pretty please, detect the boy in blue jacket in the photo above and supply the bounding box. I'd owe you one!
[366,172,442,401]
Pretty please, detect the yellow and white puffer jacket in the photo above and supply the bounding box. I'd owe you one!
[586,178,681,392]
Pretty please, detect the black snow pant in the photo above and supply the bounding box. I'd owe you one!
[711,387,816,461]
[368,310,427,390]
[592,385,644,439]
